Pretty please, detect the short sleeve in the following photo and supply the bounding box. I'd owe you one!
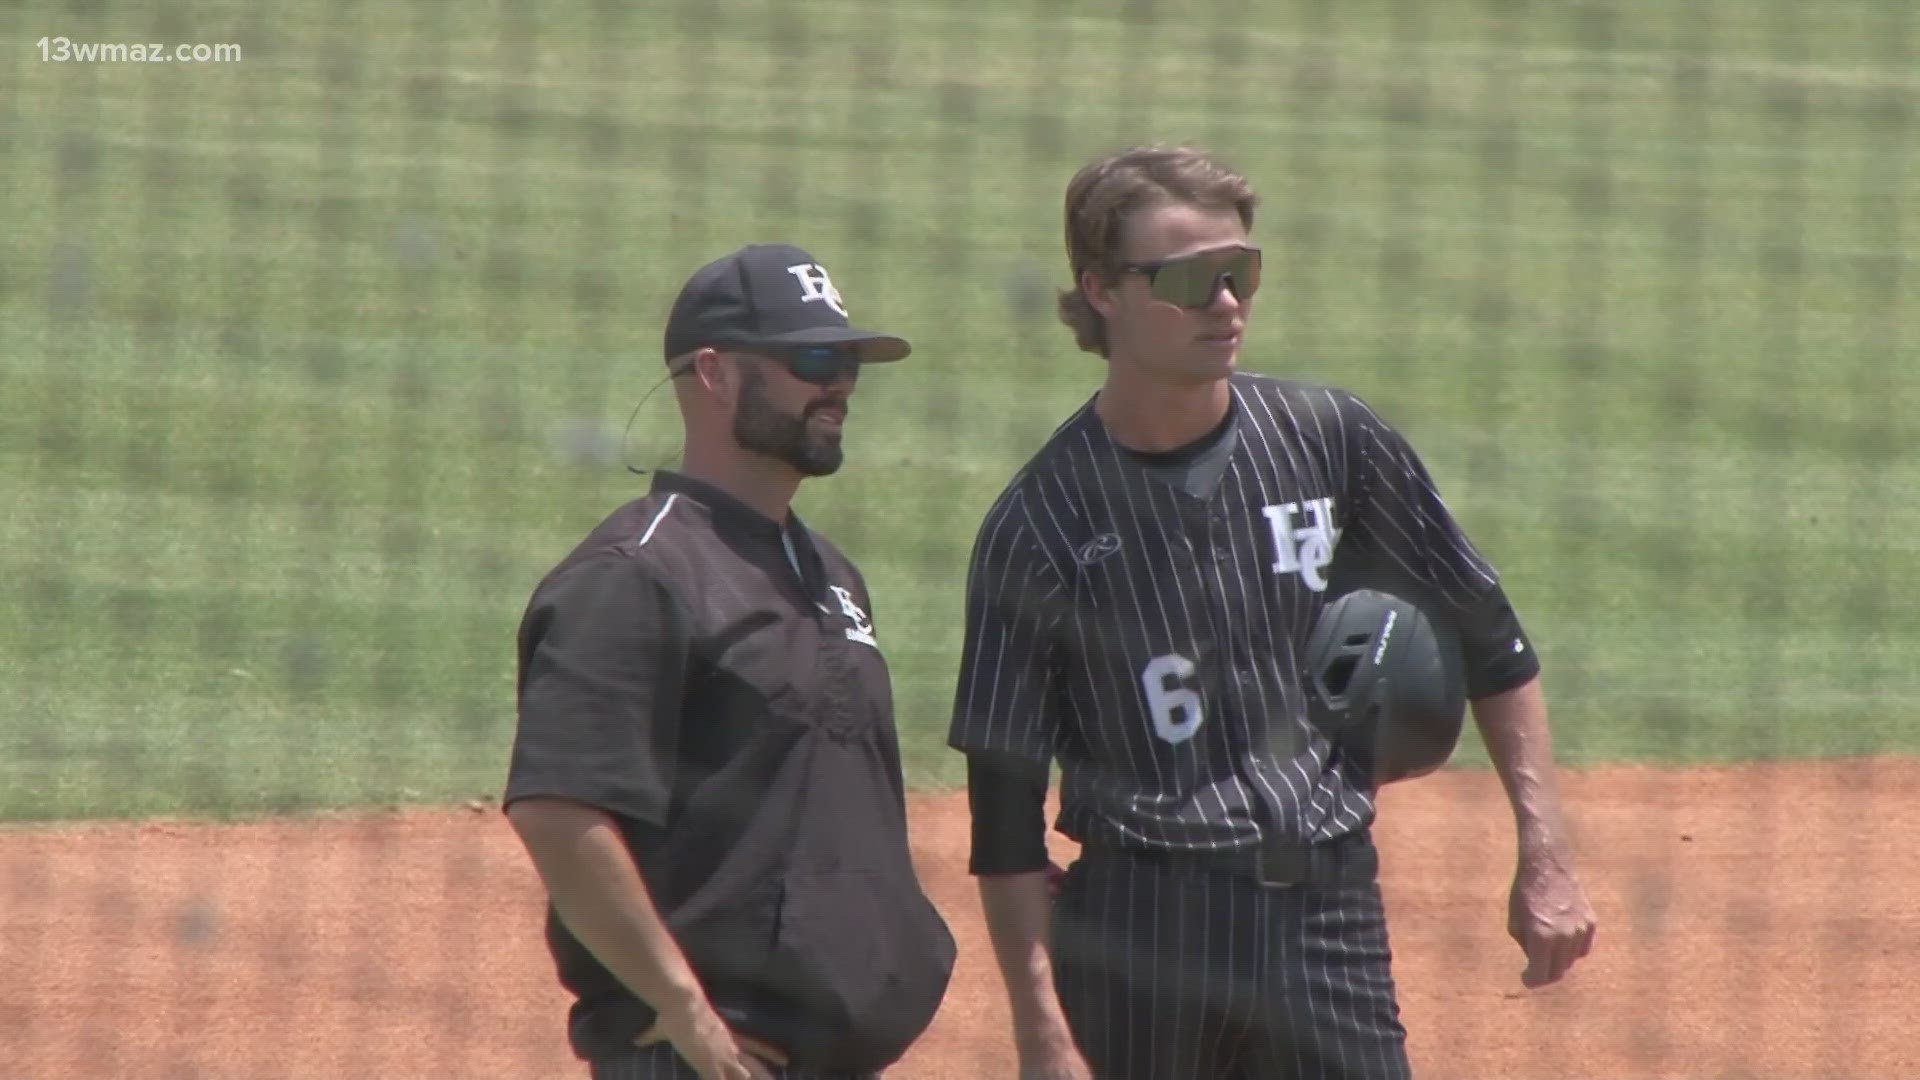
[1342,395,1501,614]
[504,552,690,827]
[1453,583,1542,698]
[946,494,1065,769]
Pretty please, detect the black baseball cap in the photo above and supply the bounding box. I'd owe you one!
[662,243,911,365]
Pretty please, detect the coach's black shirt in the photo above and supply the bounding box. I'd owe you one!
[950,373,1541,867]
[504,471,954,1069]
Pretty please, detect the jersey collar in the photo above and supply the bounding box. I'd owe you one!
[650,470,801,543]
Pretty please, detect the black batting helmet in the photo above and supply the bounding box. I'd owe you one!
[1301,588,1467,786]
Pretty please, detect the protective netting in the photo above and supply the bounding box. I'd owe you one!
[5,0,1916,1076]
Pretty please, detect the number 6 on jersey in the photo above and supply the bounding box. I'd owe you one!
[1142,652,1205,744]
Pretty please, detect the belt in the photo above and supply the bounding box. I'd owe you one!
[1084,829,1379,889]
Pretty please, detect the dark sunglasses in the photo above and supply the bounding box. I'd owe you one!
[764,345,863,386]
[672,345,863,386]
[1121,245,1262,309]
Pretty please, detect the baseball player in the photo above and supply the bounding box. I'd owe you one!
[948,145,1598,1079]
[506,244,956,1080]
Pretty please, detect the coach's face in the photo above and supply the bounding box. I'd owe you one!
[724,351,859,477]
[1093,201,1252,383]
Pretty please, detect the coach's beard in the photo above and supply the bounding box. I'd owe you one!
[733,368,845,477]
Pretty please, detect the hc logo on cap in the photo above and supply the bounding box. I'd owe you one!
[661,244,910,365]
[786,262,848,318]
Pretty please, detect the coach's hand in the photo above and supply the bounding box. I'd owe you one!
[639,1003,787,1080]
[1509,853,1597,988]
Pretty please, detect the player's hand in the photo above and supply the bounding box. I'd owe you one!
[1508,853,1597,988]
[1044,859,1068,901]
[638,1004,787,1080]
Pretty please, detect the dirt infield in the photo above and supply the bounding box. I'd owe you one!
[4,758,1916,1079]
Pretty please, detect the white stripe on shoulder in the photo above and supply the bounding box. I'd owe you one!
[637,493,679,546]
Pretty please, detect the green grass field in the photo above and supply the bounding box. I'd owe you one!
[3,0,1917,823]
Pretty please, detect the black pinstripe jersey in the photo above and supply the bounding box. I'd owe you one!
[946,371,1505,852]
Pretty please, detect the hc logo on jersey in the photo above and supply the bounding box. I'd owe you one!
[1263,497,1339,592]
[787,263,849,318]
[829,585,877,647]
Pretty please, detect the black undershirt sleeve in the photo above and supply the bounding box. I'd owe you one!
[965,752,1052,876]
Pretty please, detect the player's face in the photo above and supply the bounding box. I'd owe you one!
[727,349,861,477]
[1099,202,1256,383]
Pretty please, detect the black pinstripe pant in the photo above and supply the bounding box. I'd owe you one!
[587,1045,878,1080]
[1050,843,1413,1080]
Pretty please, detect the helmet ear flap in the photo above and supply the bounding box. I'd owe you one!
[1305,592,1367,713]
[1303,588,1424,741]
[1306,590,1389,732]
[1319,647,1363,697]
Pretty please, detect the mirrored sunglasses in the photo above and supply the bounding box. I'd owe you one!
[1122,245,1262,309]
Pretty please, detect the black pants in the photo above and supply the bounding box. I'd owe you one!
[1049,839,1413,1080]
[588,1044,878,1079]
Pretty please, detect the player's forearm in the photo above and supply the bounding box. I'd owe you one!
[977,871,1077,1050]
[507,799,709,1022]
[1470,677,1577,866]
